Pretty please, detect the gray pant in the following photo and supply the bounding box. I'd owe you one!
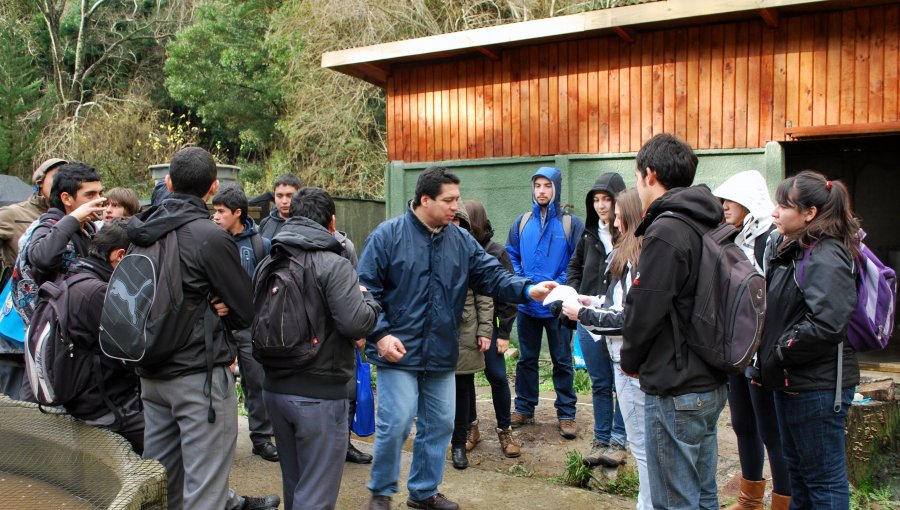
[142,368,237,510]
[0,356,34,402]
[234,329,274,445]
[263,390,348,510]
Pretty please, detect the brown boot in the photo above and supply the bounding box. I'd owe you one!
[770,492,790,510]
[465,420,481,451]
[725,478,766,510]
[497,427,521,458]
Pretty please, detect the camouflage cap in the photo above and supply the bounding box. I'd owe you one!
[32,158,68,184]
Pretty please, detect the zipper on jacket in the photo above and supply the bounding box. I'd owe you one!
[783,368,789,388]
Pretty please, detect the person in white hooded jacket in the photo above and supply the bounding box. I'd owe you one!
[712,170,790,510]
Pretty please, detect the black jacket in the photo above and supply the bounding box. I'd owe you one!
[757,236,859,392]
[566,173,626,296]
[64,256,141,422]
[128,194,253,379]
[621,186,728,396]
[263,217,380,399]
[26,208,96,285]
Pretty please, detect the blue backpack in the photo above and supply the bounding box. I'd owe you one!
[797,231,896,352]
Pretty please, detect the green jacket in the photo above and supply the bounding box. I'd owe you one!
[0,196,47,272]
[456,289,495,375]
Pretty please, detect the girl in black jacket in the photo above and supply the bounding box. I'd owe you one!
[758,170,860,510]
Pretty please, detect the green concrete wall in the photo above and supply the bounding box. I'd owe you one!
[384,146,782,236]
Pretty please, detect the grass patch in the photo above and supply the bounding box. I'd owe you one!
[498,464,534,478]
[599,467,641,498]
[560,450,599,488]
[851,485,899,510]
[572,368,592,395]
[234,380,249,418]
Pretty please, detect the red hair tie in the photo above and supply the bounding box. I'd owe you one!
[825,180,832,190]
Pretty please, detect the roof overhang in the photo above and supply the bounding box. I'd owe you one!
[322,0,860,87]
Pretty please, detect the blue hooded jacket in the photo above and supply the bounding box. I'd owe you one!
[506,167,584,318]
[358,206,532,372]
[233,216,271,277]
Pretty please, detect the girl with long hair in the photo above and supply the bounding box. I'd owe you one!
[756,170,861,509]
[562,188,652,510]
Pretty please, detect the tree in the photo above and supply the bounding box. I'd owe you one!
[164,0,284,155]
[0,15,55,178]
[31,0,191,115]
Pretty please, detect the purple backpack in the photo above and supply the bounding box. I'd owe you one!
[797,232,896,351]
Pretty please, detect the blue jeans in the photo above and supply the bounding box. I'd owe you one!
[774,388,853,510]
[645,385,727,510]
[614,364,651,510]
[578,325,626,446]
[367,367,455,501]
[514,313,576,419]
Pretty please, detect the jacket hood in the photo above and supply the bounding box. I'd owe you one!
[128,193,211,246]
[583,173,626,231]
[637,185,724,236]
[267,208,287,223]
[532,166,564,218]
[233,216,261,242]
[272,216,343,254]
[72,254,113,282]
[454,207,471,231]
[712,170,775,221]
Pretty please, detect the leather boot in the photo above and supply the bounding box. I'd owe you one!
[770,492,790,510]
[725,478,766,510]
[465,420,480,451]
[497,427,520,458]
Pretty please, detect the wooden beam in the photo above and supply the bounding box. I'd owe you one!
[784,121,900,139]
[321,0,831,70]
[476,46,501,61]
[759,8,780,28]
[613,26,637,43]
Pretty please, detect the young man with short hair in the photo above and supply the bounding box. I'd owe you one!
[133,147,278,510]
[621,133,728,510]
[15,162,106,322]
[506,167,585,439]
[359,166,558,510]
[261,186,380,510]
[212,186,278,463]
[259,174,301,239]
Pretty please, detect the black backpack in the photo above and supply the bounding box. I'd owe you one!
[662,212,767,374]
[25,273,122,425]
[251,245,327,369]
[98,229,186,366]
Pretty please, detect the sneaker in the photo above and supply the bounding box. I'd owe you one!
[583,439,607,466]
[240,494,281,510]
[558,418,577,440]
[465,420,481,451]
[497,427,521,458]
[251,441,279,462]
[367,495,392,510]
[407,493,460,510]
[598,441,627,467]
[510,412,534,428]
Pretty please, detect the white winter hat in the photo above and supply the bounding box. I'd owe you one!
[712,170,775,220]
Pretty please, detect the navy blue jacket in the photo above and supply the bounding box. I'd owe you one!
[506,167,584,318]
[358,207,533,372]
[232,216,270,278]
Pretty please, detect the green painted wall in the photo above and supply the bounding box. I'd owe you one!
[384,146,783,236]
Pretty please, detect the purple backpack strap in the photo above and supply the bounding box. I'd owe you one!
[794,241,817,289]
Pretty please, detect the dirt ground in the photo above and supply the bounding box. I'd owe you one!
[230,380,749,510]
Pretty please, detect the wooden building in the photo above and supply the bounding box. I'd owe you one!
[324,0,900,362]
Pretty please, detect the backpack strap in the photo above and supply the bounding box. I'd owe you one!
[834,342,843,413]
[250,233,265,266]
[91,354,124,429]
[202,307,217,424]
[518,210,575,250]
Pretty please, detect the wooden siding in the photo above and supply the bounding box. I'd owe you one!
[385,5,900,162]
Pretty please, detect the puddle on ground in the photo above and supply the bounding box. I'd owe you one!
[0,471,99,509]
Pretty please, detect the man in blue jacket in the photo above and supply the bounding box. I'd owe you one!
[506,166,585,439]
[358,167,557,510]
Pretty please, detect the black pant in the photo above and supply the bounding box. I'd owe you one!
[452,374,475,447]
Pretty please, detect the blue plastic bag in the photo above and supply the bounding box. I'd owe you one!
[572,335,586,369]
[0,278,26,350]
[351,349,375,437]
